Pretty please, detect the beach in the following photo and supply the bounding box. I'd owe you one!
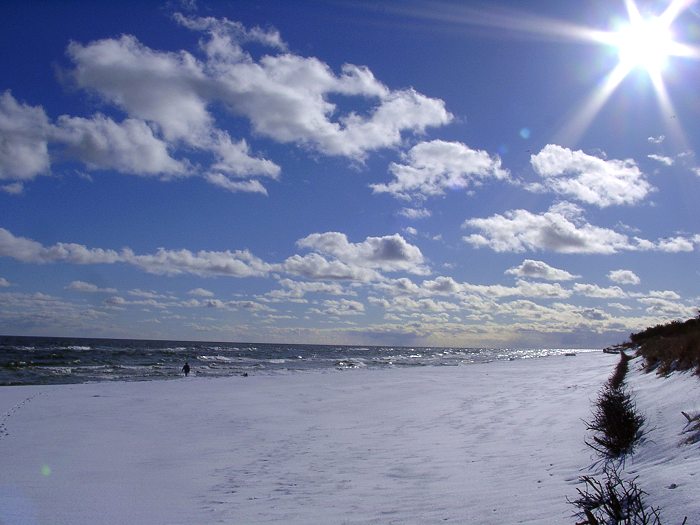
[1,351,698,524]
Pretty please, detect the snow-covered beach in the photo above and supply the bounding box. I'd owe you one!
[1,351,698,524]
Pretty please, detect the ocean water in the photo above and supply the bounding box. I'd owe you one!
[0,336,599,386]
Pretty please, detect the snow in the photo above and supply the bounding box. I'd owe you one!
[0,352,697,524]
[620,357,700,523]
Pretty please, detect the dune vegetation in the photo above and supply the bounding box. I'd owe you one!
[611,314,700,375]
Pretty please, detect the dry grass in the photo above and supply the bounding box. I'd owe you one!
[571,465,662,525]
[622,315,700,375]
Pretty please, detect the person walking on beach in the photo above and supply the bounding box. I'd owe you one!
[182,361,190,377]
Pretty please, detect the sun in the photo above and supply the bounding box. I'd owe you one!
[555,0,700,145]
[613,16,675,73]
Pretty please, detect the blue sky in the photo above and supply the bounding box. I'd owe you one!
[1,0,699,347]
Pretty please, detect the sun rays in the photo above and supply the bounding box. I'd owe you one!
[387,0,700,146]
[557,0,699,144]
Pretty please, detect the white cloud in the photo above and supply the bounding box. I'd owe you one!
[228,300,274,313]
[647,154,674,166]
[0,91,51,181]
[66,280,117,293]
[655,236,695,253]
[637,297,695,318]
[0,227,270,278]
[188,288,215,297]
[3,15,450,194]
[505,259,579,281]
[268,279,349,300]
[573,283,627,299]
[0,227,121,264]
[172,12,287,52]
[53,114,186,176]
[462,202,698,254]
[371,140,507,200]
[205,173,269,195]
[0,227,429,283]
[281,253,381,282]
[647,135,665,144]
[421,276,460,294]
[319,299,365,316]
[104,295,128,307]
[127,289,173,299]
[645,290,681,300]
[1,182,24,194]
[0,277,10,287]
[463,203,630,254]
[126,246,271,277]
[67,35,212,143]
[529,144,652,207]
[513,280,572,299]
[399,207,431,219]
[607,269,640,285]
[68,17,450,164]
[608,302,632,311]
[373,277,423,296]
[296,232,429,275]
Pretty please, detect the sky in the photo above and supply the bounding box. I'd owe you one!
[1,0,700,347]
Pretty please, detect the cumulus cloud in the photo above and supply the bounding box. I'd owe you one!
[374,277,423,296]
[296,232,429,275]
[529,144,652,207]
[53,114,187,176]
[3,15,450,193]
[281,253,381,282]
[462,202,698,254]
[505,259,579,281]
[1,227,432,283]
[319,299,365,316]
[399,207,431,219]
[654,236,695,253]
[266,279,349,300]
[66,35,213,142]
[68,16,450,161]
[608,269,640,285]
[647,135,665,144]
[0,91,51,181]
[0,227,122,264]
[371,140,507,200]
[573,283,627,299]
[0,92,191,186]
[637,297,695,318]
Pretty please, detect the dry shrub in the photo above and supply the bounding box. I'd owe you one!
[586,384,646,460]
[570,465,662,525]
[629,315,700,375]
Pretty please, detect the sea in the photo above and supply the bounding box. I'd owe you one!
[0,335,599,386]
